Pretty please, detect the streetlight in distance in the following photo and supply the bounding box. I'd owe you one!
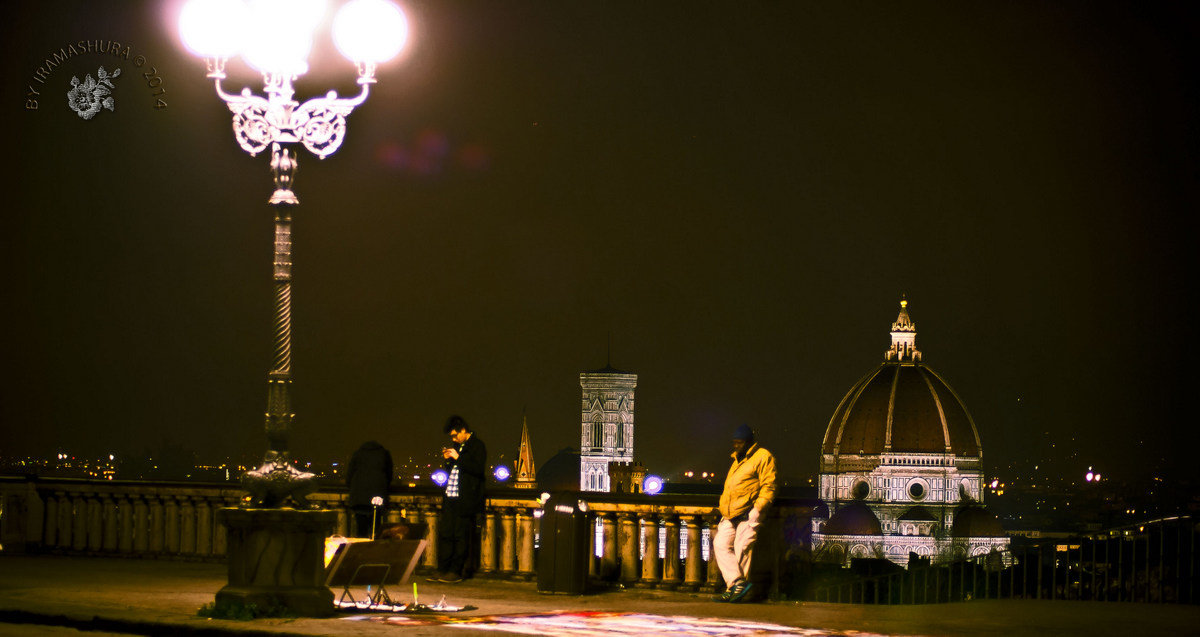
[178,0,408,509]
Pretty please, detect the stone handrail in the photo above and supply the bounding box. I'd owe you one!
[0,476,819,594]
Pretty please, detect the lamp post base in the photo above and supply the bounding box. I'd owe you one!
[216,508,336,617]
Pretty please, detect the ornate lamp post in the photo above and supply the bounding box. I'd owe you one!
[180,0,407,508]
[178,0,408,615]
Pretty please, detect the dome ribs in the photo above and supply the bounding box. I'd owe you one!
[884,365,901,451]
[924,366,983,457]
[889,366,944,453]
[824,366,885,455]
[836,368,891,455]
[918,367,954,454]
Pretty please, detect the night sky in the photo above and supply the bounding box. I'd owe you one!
[3,1,1195,483]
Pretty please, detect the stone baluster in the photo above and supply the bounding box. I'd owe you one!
[637,514,661,587]
[71,493,87,551]
[149,495,165,553]
[195,498,213,556]
[499,508,517,576]
[42,492,58,547]
[422,504,440,571]
[101,494,118,553]
[335,503,350,537]
[516,507,535,580]
[55,492,73,549]
[133,496,149,553]
[86,495,103,552]
[601,513,618,580]
[661,515,682,590]
[478,511,497,576]
[118,495,134,553]
[701,516,722,593]
[211,499,230,557]
[618,513,639,584]
[164,496,181,554]
[180,496,197,555]
[682,515,704,591]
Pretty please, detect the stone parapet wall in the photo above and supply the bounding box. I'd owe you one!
[1,476,820,595]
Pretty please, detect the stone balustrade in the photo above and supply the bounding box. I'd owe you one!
[1,476,819,594]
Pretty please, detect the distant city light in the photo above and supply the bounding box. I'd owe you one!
[643,475,664,495]
[431,469,449,486]
[494,465,511,482]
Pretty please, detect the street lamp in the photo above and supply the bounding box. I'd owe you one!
[179,0,408,508]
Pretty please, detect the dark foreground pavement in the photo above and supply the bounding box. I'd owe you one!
[0,555,1196,636]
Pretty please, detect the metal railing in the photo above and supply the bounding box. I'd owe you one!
[812,515,1197,605]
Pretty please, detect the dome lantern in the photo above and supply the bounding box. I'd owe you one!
[885,295,921,363]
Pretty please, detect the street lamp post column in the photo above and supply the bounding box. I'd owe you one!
[179,0,409,616]
[180,0,408,508]
[253,143,304,501]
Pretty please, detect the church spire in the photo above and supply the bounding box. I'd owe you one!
[885,295,922,362]
[514,409,537,489]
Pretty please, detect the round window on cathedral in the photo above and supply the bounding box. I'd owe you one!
[852,480,870,500]
[908,481,926,501]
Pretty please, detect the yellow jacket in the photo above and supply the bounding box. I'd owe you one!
[718,443,777,519]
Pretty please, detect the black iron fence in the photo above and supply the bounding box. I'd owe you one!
[812,515,1196,605]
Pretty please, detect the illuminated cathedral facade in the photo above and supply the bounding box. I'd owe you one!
[812,298,1009,566]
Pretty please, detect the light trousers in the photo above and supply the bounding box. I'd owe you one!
[713,514,760,589]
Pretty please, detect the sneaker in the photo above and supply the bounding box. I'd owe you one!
[441,573,464,583]
[729,581,754,603]
[710,588,735,603]
[425,572,447,582]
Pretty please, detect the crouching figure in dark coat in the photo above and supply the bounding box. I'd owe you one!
[347,440,394,539]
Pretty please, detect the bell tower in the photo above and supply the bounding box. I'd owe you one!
[579,365,637,492]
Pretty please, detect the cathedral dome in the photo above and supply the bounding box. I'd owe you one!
[821,298,981,458]
[823,501,883,536]
[951,505,1005,538]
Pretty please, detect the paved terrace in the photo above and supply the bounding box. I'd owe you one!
[1,556,1197,636]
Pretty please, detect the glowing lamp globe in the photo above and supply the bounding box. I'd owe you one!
[240,0,327,75]
[333,0,408,64]
[179,0,247,58]
[643,475,664,496]
[243,34,314,76]
[431,469,449,486]
[493,465,511,482]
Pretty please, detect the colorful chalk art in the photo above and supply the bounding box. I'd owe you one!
[345,610,893,635]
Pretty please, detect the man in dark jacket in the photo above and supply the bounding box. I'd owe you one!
[432,415,486,582]
[346,440,393,538]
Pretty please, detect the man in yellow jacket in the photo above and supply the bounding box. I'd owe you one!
[712,424,777,603]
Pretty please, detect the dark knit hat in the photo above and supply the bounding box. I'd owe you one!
[733,424,754,441]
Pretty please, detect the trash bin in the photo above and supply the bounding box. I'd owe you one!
[536,492,589,594]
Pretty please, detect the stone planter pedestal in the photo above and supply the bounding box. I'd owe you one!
[216,508,336,617]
